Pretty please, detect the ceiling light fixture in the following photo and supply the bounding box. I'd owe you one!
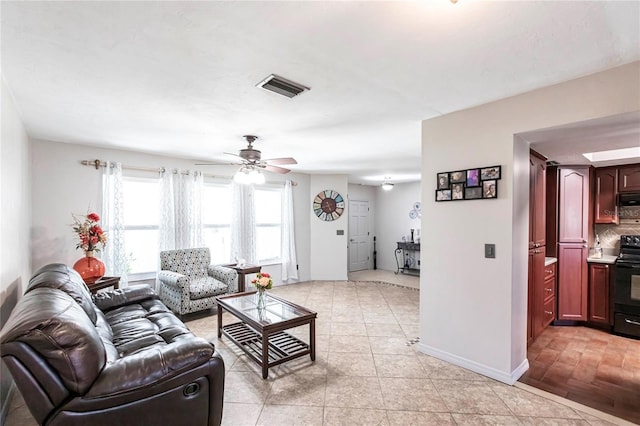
[582,147,640,163]
[381,178,394,191]
[234,165,265,185]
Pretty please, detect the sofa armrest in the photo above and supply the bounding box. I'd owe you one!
[85,338,216,397]
[92,284,157,312]
[207,266,238,293]
[158,271,190,289]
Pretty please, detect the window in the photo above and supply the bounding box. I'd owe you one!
[122,177,161,274]
[255,187,282,262]
[202,183,232,264]
[121,177,283,272]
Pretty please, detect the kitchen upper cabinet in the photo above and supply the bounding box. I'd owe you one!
[558,167,591,244]
[529,151,546,249]
[619,164,640,193]
[594,167,618,224]
[557,243,588,321]
[588,263,611,326]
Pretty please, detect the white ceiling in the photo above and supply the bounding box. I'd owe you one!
[2,1,639,184]
[523,111,640,167]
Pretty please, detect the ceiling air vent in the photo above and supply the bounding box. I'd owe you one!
[256,74,310,98]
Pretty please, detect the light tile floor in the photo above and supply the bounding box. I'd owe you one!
[5,278,633,426]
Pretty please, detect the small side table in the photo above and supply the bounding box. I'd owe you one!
[224,264,261,292]
[87,276,120,294]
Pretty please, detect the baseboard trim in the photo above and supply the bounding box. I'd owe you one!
[417,343,529,385]
[0,382,16,426]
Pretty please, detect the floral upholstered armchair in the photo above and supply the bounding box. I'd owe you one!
[158,248,238,316]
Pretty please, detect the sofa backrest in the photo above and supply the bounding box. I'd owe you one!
[160,248,211,279]
[0,288,106,395]
[26,263,98,325]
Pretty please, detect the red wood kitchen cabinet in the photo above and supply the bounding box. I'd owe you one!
[618,164,640,193]
[594,167,618,225]
[557,243,588,321]
[588,262,612,326]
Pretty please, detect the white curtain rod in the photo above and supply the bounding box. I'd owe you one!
[80,159,297,185]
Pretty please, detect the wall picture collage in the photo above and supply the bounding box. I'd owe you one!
[435,166,501,202]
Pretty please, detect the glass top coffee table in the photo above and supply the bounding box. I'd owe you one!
[216,291,317,379]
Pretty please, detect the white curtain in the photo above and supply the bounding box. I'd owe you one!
[159,169,204,251]
[230,181,256,264]
[102,162,128,287]
[159,169,175,251]
[281,180,298,282]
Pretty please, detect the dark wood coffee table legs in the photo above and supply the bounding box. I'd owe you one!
[262,333,269,379]
[216,292,317,379]
[310,318,316,361]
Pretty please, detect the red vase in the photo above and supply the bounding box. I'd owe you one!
[73,250,106,284]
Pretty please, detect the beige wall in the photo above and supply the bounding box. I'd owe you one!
[1,75,31,316]
[1,75,31,418]
[310,175,349,280]
[29,139,313,284]
[419,62,640,383]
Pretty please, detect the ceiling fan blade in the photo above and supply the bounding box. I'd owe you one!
[195,160,243,166]
[263,157,297,165]
[263,164,291,174]
[223,152,244,160]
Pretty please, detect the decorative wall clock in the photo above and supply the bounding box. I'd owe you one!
[313,190,345,221]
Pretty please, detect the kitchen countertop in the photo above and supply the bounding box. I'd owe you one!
[544,257,557,266]
[587,255,617,264]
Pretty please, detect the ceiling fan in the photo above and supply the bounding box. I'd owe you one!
[196,135,297,175]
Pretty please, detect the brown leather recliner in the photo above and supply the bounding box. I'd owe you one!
[0,263,225,426]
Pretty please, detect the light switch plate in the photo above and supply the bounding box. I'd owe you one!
[485,244,496,258]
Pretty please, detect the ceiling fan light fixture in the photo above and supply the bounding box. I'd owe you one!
[234,166,265,185]
[381,179,394,191]
[249,168,266,185]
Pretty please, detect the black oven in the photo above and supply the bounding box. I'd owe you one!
[615,263,640,309]
[613,235,640,339]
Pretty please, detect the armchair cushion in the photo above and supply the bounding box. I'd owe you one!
[208,265,239,294]
[190,277,227,299]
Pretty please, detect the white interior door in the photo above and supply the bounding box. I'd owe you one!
[349,200,369,272]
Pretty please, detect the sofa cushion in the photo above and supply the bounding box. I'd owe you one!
[26,263,98,325]
[102,296,193,356]
[189,277,228,299]
[92,284,157,312]
[0,288,105,395]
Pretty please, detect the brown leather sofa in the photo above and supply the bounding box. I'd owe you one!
[0,263,225,426]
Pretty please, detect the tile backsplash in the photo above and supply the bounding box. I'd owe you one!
[595,223,640,251]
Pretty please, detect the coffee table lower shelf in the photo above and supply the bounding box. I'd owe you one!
[222,322,311,378]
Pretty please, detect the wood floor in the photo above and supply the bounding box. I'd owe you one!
[520,325,640,424]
